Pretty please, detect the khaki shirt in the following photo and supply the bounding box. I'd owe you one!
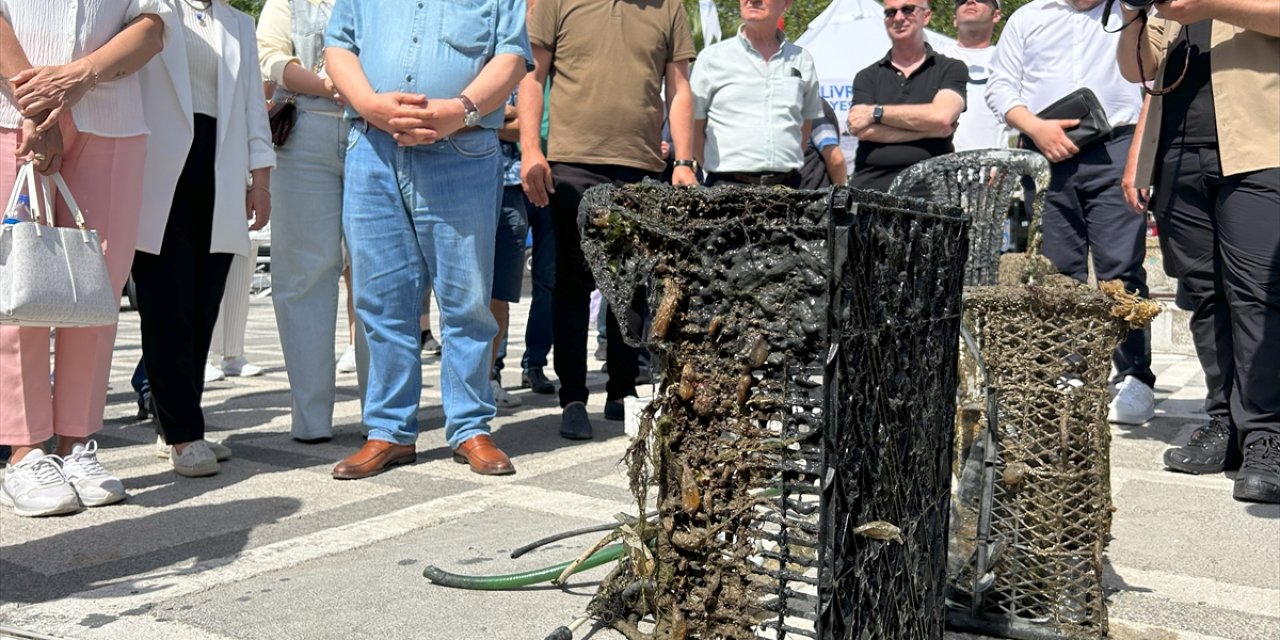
[528,0,696,172]
[1134,18,1280,187]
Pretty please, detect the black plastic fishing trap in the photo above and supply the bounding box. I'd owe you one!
[577,183,969,640]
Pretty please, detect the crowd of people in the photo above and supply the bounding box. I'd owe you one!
[0,0,1276,519]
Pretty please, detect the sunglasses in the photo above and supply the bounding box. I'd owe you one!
[883,5,924,18]
[954,0,998,7]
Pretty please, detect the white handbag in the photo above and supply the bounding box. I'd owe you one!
[0,162,119,327]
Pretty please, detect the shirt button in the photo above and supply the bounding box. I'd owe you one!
[406,74,414,82]
[412,36,419,43]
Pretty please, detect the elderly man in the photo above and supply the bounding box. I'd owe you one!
[987,0,1155,427]
[949,0,1008,152]
[846,0,968,194]
[692,0,825,188]
[324,0,531,478]
[1117,0,1280,503]
[520,0,698,440]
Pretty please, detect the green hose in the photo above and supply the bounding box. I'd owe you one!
[423,543,627,590]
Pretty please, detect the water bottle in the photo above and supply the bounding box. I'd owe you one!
[3,194,32,225]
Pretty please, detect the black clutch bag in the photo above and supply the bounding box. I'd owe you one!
[268,97,297,148]
[1020,88,1112,151]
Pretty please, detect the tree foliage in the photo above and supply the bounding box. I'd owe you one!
[228,0,262,19]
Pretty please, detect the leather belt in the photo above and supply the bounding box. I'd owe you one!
[709,170,799,186]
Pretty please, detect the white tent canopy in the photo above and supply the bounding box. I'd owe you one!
[796,0,957,161]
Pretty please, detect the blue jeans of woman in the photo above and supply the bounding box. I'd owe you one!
[271,111,368,440]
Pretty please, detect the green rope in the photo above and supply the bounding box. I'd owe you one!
[423,543,627,590]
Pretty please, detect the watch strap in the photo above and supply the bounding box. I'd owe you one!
[458,94,480,126]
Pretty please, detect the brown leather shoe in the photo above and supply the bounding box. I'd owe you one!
[452,434,515,476]
[332,440,416,479]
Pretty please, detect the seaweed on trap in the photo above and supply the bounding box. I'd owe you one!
[577,183,970,640]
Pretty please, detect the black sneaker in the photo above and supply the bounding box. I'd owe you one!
[1163,416,1242,475]
[521,367,556,395]
[560,403,593,440]
[1234,434,1280,504]
[604,398,627,422]
[420,330,442,356]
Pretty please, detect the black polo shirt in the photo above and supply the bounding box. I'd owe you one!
[851,45,968,191]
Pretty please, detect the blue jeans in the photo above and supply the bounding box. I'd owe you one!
[342,121,500,448]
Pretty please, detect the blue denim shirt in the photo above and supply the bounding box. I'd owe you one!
[325,0,533,130]
[500,91,521,186]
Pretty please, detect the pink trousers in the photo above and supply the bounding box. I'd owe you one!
[0,124,146,445]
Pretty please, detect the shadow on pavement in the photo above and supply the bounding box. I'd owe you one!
[0,497,301,606]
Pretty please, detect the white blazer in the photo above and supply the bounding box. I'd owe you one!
[137,0,275,256]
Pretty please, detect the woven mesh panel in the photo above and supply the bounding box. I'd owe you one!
[578,183,969,639]
[888,150,1050,288]
[947,286,1127,640]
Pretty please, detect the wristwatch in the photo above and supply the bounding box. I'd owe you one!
[458,94,480,127]
[873,104,884,125]
[673,159,697,169]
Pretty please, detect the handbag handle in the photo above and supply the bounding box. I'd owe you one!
[39,171,94,244]
[3,161,94,243]
[3,160,31,221]
[46,173,90,233]
[11,161,47,238]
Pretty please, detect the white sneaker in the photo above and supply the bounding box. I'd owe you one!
[170,440,221,477]
[1109,375,1156,425]
[204,362,226,383]
[222,356,263,377]
[336,345,358,374]
[0,450,81,517]
[491,378,522,409]
[156,434,231,461]
[62,440,126,507]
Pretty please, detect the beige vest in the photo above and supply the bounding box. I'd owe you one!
[1133,18,1280,188]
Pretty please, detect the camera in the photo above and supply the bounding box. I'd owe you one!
[1119,0,1167,11]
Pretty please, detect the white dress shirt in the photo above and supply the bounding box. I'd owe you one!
[986,0,1143,128]
[0,0,165,136]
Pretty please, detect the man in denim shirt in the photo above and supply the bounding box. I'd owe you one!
[324,0,533,478]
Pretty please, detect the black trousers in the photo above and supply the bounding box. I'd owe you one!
[131,115,233,445]
[1152,144,1280,442]
[1040,129,1155,387]
[549,162,657,407]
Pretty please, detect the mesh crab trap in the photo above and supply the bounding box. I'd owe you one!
[577,183,969,640]
[888,149,1051,288]
[946,280,1153,640]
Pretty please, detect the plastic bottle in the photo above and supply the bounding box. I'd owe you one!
[4,194,32,224]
